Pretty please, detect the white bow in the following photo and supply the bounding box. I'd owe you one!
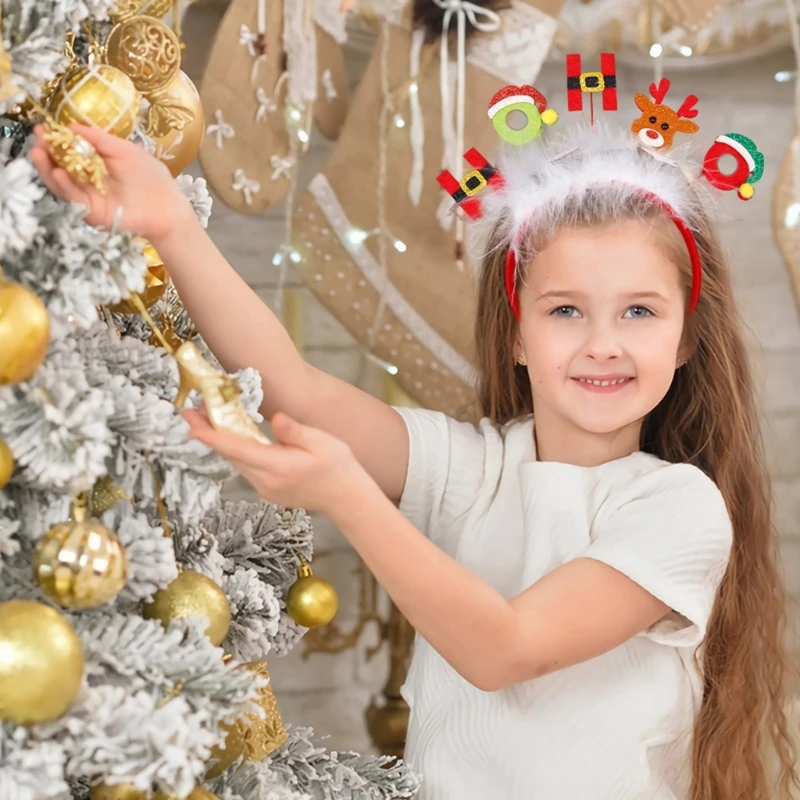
[239,24,259,57]
[270,154,295,181]
[255,87,277,121]
[232,168,261,205]
[206,109,235,149]
[433,0,501,260]
[320,69,338,101]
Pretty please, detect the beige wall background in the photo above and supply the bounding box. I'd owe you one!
[182,2,800,754]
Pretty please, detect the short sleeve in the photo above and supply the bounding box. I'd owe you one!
[584,464,733,648]
[393,407,486,545]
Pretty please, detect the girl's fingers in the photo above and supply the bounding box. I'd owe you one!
[51,166,92,207]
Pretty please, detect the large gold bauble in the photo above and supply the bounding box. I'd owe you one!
[141,570,231,646]
[0,276,50,385]
[206,660,288,778]
[89,784,146,800]
[111,0,172,21]
[105,16,181,95]
[0,599,84,725]
[0,439,13,489]
[33,501,128,610]
[773,133,800,311]
[108,241,169,314]
[147,70,205,177]
[152,787,219,800]
[285,562,338,629]
[48,64,140,139]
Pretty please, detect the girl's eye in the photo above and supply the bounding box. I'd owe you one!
[551,305,580,317]
[623,305,653,319]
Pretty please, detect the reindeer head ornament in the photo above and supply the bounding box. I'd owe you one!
[631,79,699,149]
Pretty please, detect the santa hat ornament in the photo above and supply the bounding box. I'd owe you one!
[702,132,765,201]
[487,85,559,145]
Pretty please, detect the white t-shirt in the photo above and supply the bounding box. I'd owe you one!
[393,408,733,800]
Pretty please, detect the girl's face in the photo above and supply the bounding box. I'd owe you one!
[515,219,688,463]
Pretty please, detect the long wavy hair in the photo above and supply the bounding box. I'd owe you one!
[474,191,798,799]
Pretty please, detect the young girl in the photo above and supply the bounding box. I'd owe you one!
[31,106,797,798]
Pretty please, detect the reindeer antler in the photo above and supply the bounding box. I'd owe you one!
[676,94,699,119]
[649,78,670,105]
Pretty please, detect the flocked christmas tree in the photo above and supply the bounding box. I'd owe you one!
[0,1,419,798]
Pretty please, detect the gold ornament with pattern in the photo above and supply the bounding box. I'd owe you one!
[33,493,128,609]
[0,599,84,725]
[145,68,201,141]
[141,570,231,646]
[206,659,288,778]
[48,64,140,139]
[108,241,169,313]
[286,561,338,629]
[89,784,146,800]
[104,15,181,95]
[0,272,50,385]
[44,121,109,193]
[149,71,205,177]
[0,439,13,489]
[111,0,172,22]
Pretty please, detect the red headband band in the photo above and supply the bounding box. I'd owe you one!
[504,193,702,319]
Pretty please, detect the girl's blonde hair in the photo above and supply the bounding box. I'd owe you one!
[474,190,799,799]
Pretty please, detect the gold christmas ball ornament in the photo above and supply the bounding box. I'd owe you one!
[285,562,338,629]
[108,241,169,314]
[206,660,288,778]
[147,70,204,177]
[141,570,231,646]
[48,64,140,139]
[89,784,147,800]
[104,16,181,95]
[0,599,84,725]
[0,275,50,386]
[33,493,128,609]
[0,439,14,489]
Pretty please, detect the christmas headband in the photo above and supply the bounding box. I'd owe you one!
[437,53,766,318]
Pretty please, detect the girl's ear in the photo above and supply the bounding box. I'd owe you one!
[677,326,697,368]
[513,333,527,367]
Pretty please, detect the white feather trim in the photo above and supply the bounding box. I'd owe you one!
[470,122,713,274]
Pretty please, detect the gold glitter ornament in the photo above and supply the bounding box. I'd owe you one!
[89,784,146,800]
[141,570,231,646]
[90,475,129,515]
[0,439,13,489]
[0,272,50,385]
[0,599,84,725]
[107,241,169,313]
[285,562,338,629]
[104,16,181,95]
[48,64,140,139]
[33,493,128,609]
[206,660,288,778]
[44,121,109,193]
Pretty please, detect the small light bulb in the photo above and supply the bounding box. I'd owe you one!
[289,107,302,122]
[387,364,399,375]
[679,45,692,57]
[393,239,407,253]
[775,70,794,83]
[649,43,663,58]
[785,202,800,230]
[272,250,285,266]
[347,228,368,245]
[297,129,309,144]
[393,113,406,129]
[289,248,302,263]
[408,82,418,95]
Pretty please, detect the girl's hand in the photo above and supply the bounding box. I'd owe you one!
[184,409,374,514]
[29,123,190,241]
